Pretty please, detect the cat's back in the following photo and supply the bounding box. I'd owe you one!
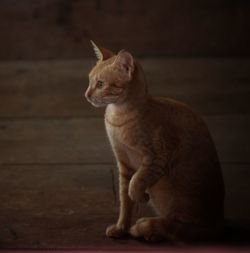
[146,95,219,162]
[150,96,198,117]
[146,95,206,130]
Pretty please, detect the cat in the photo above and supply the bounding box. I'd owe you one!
[85,41,225,243]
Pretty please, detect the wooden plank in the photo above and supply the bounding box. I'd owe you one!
[0,163,249,247]
[0,164,152,248]
[2,163,249,222]
[145,59,250,115]
[0,165,115,192]
[222,164,250,221]
[0,1,250,60]
[0,165,116,248]
[204,115,250,163]
[0,60,103,118]
[0,118,114,164]
[0,59,250,117]
[0,115,249,164]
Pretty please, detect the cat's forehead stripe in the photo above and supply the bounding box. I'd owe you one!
[89,56,116,77]
[89,61,114,80]
[89,66,106,80]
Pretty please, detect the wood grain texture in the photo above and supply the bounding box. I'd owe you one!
[0,116,249,164]
[0,58,249,247]
[0,59,250,117]
[0,165,126,247]
[0,0,249,59]
[0,164,249,247]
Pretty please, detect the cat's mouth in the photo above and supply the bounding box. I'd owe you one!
[90,100,106,107]
[87,96,120,107]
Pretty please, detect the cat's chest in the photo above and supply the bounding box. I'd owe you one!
[104,109,138,145]
[105,120,142,169]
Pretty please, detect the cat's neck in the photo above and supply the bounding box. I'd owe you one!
[105,62,150,125]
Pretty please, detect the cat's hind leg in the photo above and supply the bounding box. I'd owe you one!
[130,217,169,242]
[130,216,224,243]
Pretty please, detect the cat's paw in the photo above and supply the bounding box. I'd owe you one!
[129,190,149,203]
[128,182,149,203]
[106,224,128,238]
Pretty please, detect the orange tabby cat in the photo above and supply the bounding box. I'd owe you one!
[85,41,225,243]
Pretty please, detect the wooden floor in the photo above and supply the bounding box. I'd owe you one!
[0,58,250,248]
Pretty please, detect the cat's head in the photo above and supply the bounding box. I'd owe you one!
[85,41,135,107]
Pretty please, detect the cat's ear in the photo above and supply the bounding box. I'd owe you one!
[90,40,114,61]
[113,50,134,79]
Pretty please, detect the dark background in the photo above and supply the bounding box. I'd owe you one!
[0,0,249,249]
[0,0,250,59]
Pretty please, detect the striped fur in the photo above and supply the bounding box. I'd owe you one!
[85,42,225,243]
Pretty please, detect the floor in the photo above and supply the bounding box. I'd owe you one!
[0,58,249,249]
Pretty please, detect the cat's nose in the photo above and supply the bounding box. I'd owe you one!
[85,88,92,101]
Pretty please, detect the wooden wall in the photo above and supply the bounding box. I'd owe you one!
[0,0,250,60]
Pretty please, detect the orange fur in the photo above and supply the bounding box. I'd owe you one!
[85,42,225,243]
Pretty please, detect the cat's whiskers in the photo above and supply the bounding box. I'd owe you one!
[89,95,121,107]
[104,94,123,103]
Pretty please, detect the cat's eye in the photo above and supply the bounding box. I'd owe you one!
[96,80,104,89]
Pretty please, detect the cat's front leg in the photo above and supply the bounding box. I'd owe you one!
[106,161,134,238]
[128,156,165,203]
[128,175,150,203]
